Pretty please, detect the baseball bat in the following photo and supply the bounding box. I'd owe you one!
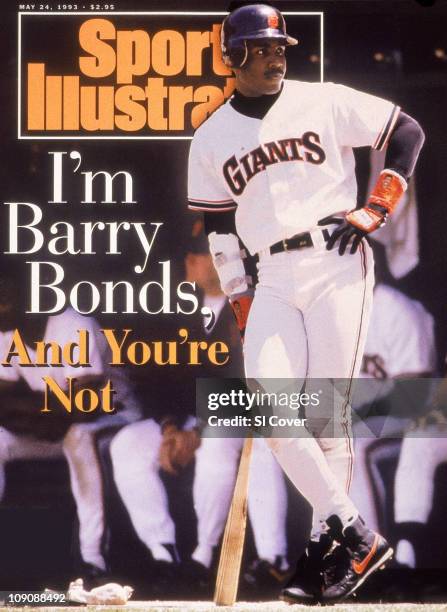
[214,435,253,606]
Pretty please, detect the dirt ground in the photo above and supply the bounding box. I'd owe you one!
[4,602,447,612]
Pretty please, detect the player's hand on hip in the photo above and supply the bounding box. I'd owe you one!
[319,204,386,255]
[320,169,407,255]
[319,213,373,256]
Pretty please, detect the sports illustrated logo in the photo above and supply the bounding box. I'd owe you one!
[222,132,326,196]
[267,13,280,28]
[21,15,234,137]
[19,12,323,139]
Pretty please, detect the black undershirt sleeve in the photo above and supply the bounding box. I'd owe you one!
[203,209,237,235]
[384,111,425,181]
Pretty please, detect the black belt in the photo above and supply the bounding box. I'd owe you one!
[269,232,314,255]
[268,224,335,256]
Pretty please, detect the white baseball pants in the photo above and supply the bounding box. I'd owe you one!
[394,429,447,525]
[244,240,374,532]
[110,419,176,560]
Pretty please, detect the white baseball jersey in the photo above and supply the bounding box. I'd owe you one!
[188,79,400,255]
[361,284,436,379]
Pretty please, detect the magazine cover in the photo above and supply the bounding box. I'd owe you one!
[0,0,446,609]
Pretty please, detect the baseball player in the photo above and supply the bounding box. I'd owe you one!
[393,367,447,569]
[187,4,425,604]
[350,283,436,532]
[109,415,197,595]
[0,268,141,586]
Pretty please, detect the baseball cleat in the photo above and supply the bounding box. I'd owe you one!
[321,516,393,603]
[181,558,213,597]
[147,546,181,598]
[76,561,110,590]
[280,534,332,605]
[244,556,292,592]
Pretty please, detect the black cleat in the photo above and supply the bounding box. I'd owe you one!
[244,556,292,593]
[147,545,181,598]
[321,516,393,603]
[181,546,219,598]
[76,562,110,590]
[322,540,351,591]
[281,534,332,605]
[183,558,211,585]
[181,559,213,598]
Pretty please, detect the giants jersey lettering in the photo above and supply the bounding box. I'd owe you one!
[223,131,326,196]
[188,80,399,255]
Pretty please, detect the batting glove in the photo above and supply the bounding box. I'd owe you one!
[321,170,407,256]
[319,214,373,255]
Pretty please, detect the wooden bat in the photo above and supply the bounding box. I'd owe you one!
[214,435,253,606]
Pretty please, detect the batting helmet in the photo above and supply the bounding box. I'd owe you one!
[221,4,298,68]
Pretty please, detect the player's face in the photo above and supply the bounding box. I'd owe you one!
[234,40,286,96]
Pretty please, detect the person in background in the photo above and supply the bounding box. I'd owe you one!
[393,365,447,569]
[0,266,141,587]
[351,283,436,533]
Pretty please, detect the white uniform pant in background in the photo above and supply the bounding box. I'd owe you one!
[110,419,176,558]
[193,434,287,568]
[393,428,447,567]
[394,429,447,525]
[244,242,374,532]
[63,422,108,570]
[351,416,409,532]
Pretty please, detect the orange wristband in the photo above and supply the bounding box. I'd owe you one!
[368,170,407,215]
[346,207,385,233]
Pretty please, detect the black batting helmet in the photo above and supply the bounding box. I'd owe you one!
[221,4,298,68]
